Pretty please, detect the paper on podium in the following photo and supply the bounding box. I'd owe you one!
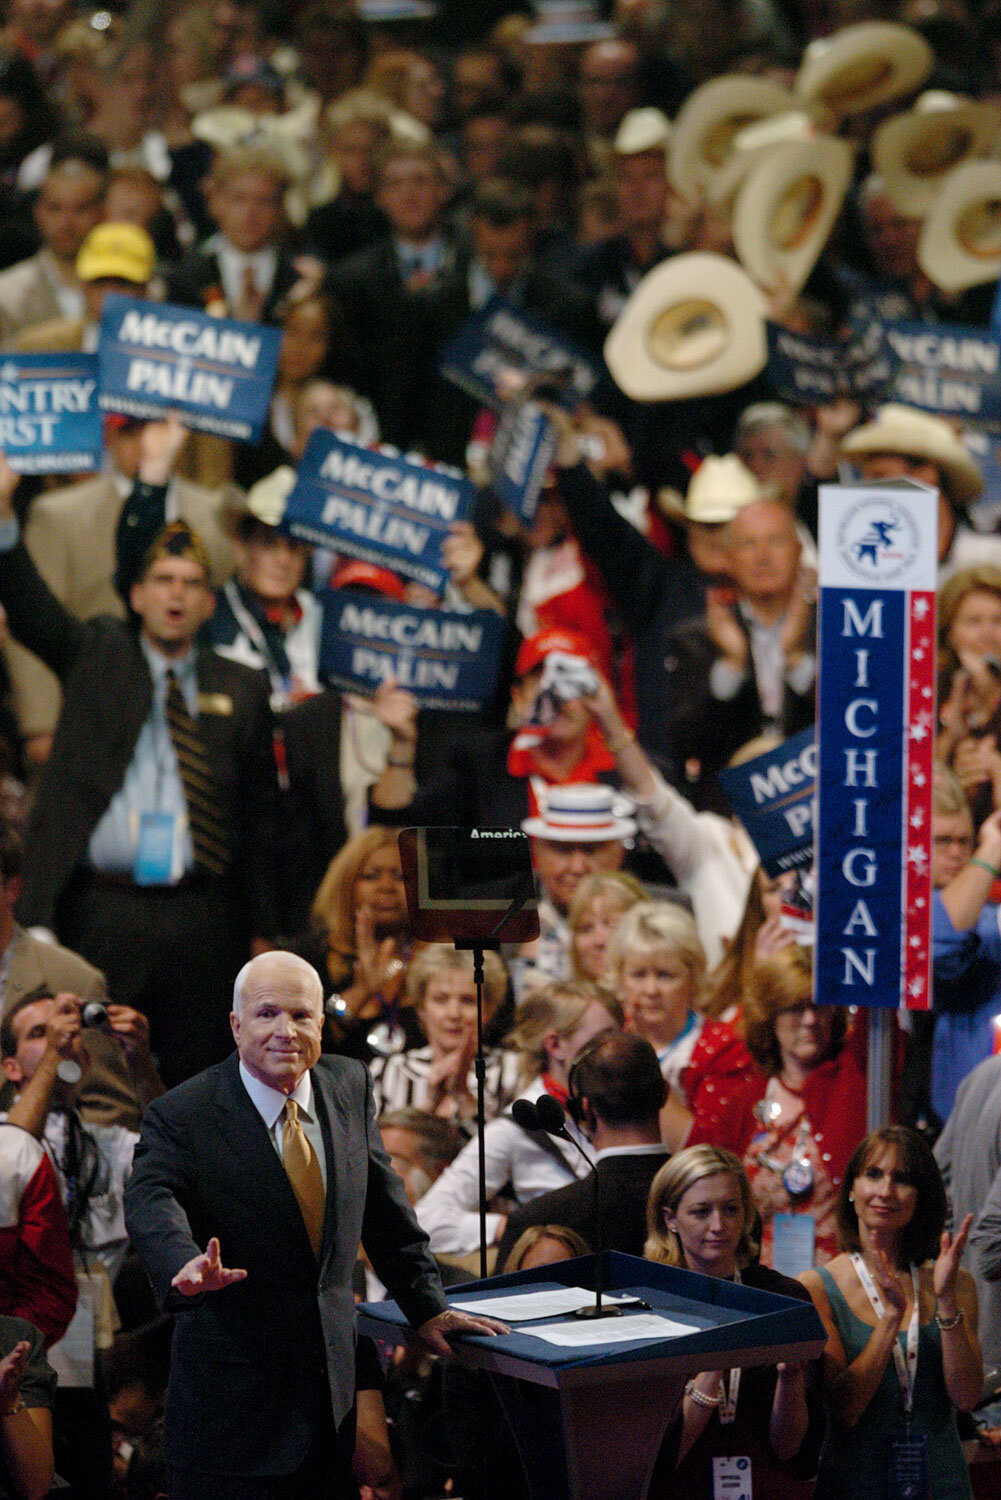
[450,1287,639,1321]
[525,1312,698,1347]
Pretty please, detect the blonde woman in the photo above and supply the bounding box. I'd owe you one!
[416,981,621,1256]
[567,870,646,983]
[645,1145,821,1499]
[605,902,754,1147]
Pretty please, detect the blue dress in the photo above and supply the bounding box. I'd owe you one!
[814,1265,972,1500]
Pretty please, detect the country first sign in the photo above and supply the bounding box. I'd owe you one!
[0,354,101,473]
[815,479,937,1010]
[97,295,281,441]
[284,431,474,592]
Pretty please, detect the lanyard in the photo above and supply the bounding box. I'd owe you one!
[851,1253,920,1417]
[223,580,291,702]
[718,1269,742,1424]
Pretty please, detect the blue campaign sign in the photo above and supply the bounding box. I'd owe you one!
[0,354,101,473]
[283,431,473,592]
[884,319,1001,433]
[438,297,601,411]
[97,294,281,441]
[765,317,896,409]
[319,590,505,710]
[717,728,816,877]
[488,398,557,522]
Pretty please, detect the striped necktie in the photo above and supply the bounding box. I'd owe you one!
[165,669,230,876]
[282,1098,325,1258]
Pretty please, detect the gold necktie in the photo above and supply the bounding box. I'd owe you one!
[282,1098,325,1258]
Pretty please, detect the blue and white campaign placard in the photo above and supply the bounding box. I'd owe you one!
[0,354,101,473]
[438,297,601,410]
[319,591,505,710]
[283,431,473,592]
[816,479,936,1010]
[97,295,281,441]
[488,398,557,522]
[717,728,816,877]
[766,316,896,408]
[885,319,1001,433]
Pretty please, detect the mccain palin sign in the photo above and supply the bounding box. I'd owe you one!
[284,431,474,592]
[717,728,816,878]
[320,591,505,710]
[97,295,281,441]
[438,297,601,410]
[0,354,101,473]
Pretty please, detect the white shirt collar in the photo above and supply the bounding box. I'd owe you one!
[595,1143,668,1161]
[238,1060,314,1132]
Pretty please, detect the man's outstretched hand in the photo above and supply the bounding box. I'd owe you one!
[416,1307,509,1357]
[171,1237,248,1297]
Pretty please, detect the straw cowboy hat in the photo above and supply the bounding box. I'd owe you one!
[521,783,637,841]
[604,252,768,402]
[222,467,297,535]
[794,21,933,120]
[668,74,794,202]
[917,158,1001,291]
[732,134,854,293]
[872,93,1000,216]
[614,107,672,156]
[840,404,984,506]
[658,454,772,524]
[705,109,816,209]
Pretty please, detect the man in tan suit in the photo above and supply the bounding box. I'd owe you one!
[0,144,107,348]
[5,419,237,765]
[0,826,161,1130]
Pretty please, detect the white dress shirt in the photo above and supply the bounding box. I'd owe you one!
[216,241,278,314]
[238,1061,328,1190]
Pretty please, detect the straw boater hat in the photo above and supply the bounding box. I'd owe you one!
[614,107,672,157]
[794,21,934,120]
[917,159,1001,291]
[840,404,984,506]
[222,467,297,535]
[872,93,1000,216]
[732,134,854,294]
[659,454,771,526]
[667,75,794,203]
[521,784,638,842]
[604,252,767,402]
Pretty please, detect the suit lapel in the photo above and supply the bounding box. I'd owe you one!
[311,1065,344,1260]
[213,1055,316,1262]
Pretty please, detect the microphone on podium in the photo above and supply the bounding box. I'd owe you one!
[510,1096,623,1319]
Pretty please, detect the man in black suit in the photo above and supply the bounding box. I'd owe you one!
[495,1031,669,1270]
[0,455,282,1086]
[167,144,301,323]
[124,950,502,1499]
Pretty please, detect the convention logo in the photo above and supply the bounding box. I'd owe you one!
[835,498,921,582]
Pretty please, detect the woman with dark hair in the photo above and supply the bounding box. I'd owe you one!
[801,1126,981,1500]
[692,944,867,1267]
[645,1145,822,1499]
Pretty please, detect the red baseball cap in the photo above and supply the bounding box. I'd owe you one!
[331,560,407,601]
[514,627,597,679]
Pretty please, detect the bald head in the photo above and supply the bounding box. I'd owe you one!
[725,499,801,606]
[231,952,324,1093]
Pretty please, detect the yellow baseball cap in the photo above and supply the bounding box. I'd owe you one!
[76,223,155,284]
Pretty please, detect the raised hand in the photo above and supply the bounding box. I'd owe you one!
[0,1341,30,1409]
[170,1237,247,1297]
[138,413,189,485]
[934,1214,974,1308]
[706,593,749,673]
[868,1245,907,1321]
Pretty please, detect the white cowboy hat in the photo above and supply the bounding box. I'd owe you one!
[840,404,984,505]
[614,107,672,157]
[794,21,933,120]
[604,252,768,403]
[659,454,772,524]
[222,467,297,535]
[705,109,816,209]
[668,74,794,202]
[732,134,854,293]
[521,784,637,841]
[872,93,1000,216]
[917,158,1001,292]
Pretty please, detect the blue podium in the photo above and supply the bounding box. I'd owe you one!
[358,1252,826,1500]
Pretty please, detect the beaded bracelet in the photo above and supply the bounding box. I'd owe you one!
[971,858,1001,879]
[935,1308,964,1331]
[685,1381,723,1409]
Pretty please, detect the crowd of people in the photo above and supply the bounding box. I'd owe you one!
[3,0,1001,1496]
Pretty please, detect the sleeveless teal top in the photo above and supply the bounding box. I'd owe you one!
[814,1265,971,1500]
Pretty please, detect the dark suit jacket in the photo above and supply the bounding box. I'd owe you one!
[166,246,300,325]
[0,539,282,938]
[495,1147,669,1272]
[123,1051,448,1475]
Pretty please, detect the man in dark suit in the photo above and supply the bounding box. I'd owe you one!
[124,950,502,1499]
[0,455,282,1086]
[496,1031,669,1270]
[166,144,301,324]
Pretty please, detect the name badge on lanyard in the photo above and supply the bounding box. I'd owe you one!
[134,811,178,885]
[712,1455,752,1500]
[850,1254,930,1500]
